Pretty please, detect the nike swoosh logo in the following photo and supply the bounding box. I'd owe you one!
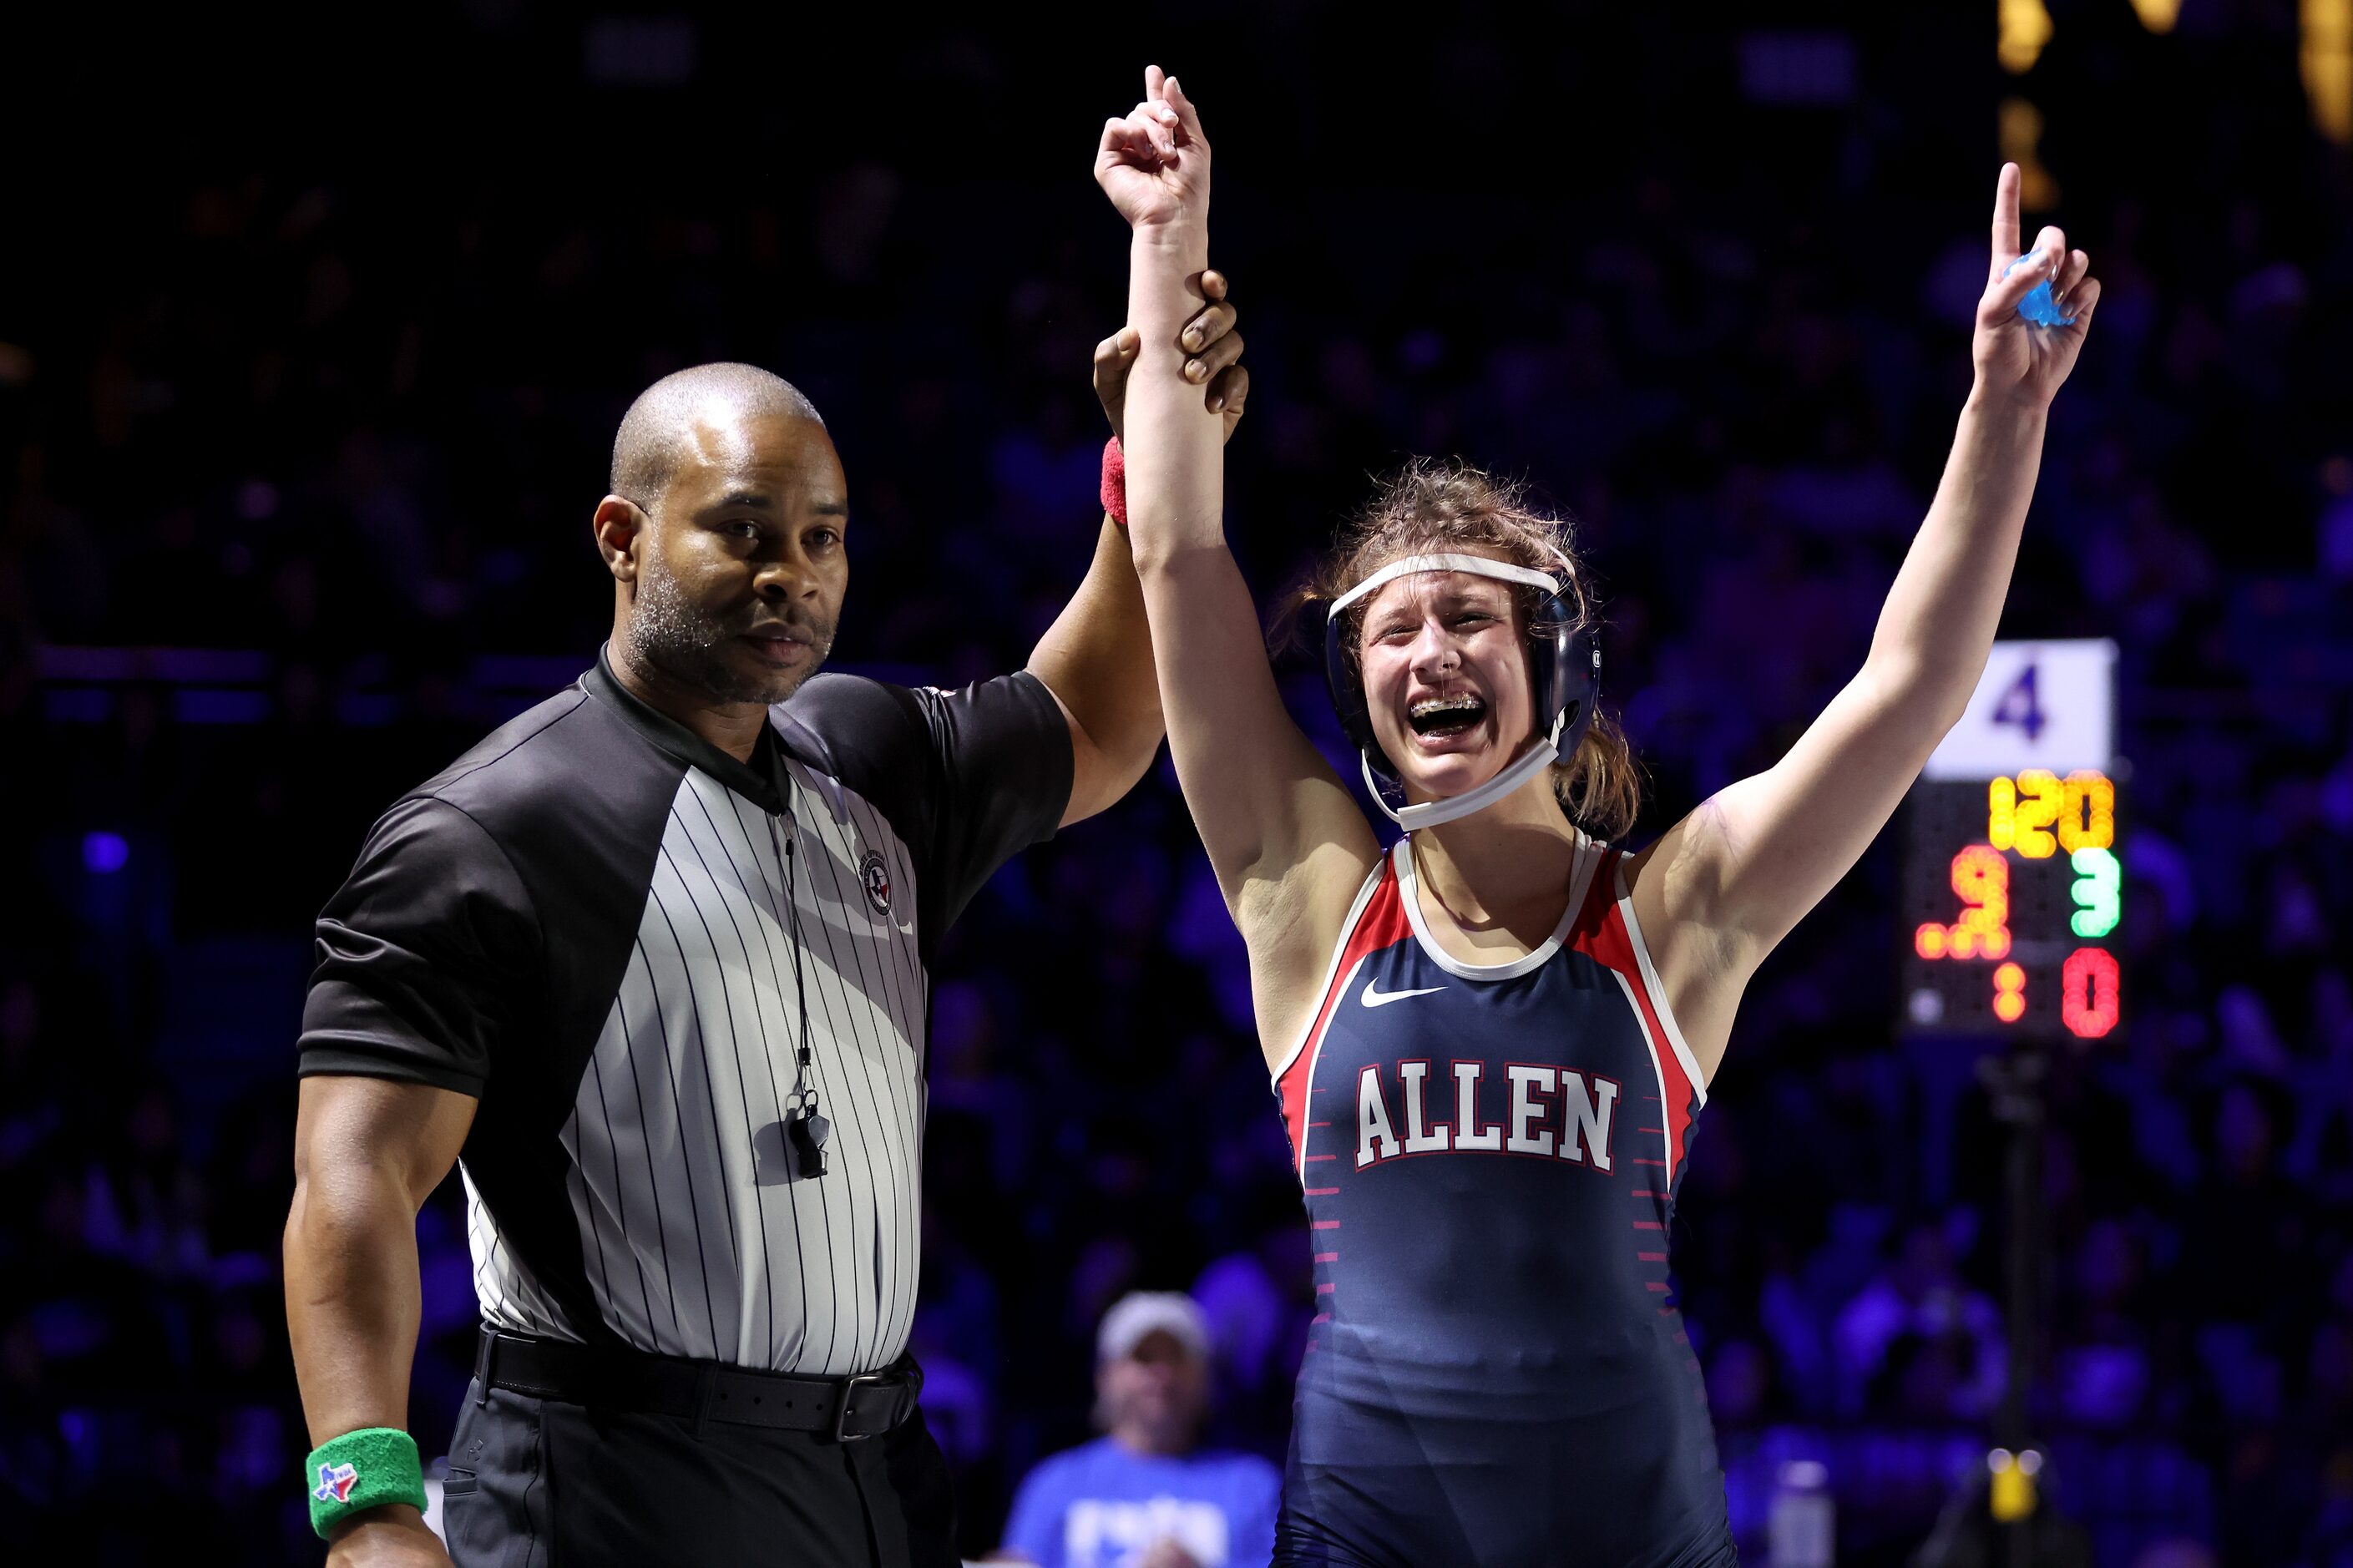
[1362,981,1447,1008]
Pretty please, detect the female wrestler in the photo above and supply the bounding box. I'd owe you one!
[1096,68,2097,1568]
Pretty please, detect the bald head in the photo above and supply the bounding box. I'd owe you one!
[610,362,826,513]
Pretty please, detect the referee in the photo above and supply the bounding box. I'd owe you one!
[284,301,1246,1565]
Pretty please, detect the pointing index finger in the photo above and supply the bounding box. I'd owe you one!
[1161,73,1208,148]
[1991,163,2022,278]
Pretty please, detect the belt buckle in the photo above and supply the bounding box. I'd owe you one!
[833,1372,886,1441]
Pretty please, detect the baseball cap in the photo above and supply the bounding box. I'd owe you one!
[1096,1291,1212,1366]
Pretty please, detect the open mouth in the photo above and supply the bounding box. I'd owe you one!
[1407,693,1487,741]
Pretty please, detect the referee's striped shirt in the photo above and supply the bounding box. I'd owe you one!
[297,646,1070,1374]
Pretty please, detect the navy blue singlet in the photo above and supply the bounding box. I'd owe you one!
[1269,836,1736,1568]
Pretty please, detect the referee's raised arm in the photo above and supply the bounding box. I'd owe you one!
[286,1076,473,1565]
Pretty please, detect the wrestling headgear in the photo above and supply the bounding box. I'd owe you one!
[1323,551,1600,832]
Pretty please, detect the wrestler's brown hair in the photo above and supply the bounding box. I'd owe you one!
[1275,459,1643,842]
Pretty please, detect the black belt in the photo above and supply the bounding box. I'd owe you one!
[473,1330,922,1441]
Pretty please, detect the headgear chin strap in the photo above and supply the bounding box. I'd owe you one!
[1323,551,1601,832]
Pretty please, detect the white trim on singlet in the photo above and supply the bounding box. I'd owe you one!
[1267,857,1389,1085]
[1287,950,1382,1184]
[1612,858,1708,1105]
[1393,831,1595,982]
[1612,968,1679,1177]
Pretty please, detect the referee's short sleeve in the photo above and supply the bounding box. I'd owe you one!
[785,670,1072,937]
[909,671,1073,925]
[297,796,540,1097]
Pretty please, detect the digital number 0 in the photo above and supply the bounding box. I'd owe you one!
[2062,947,2121,1039]
[2057,771,2114,853]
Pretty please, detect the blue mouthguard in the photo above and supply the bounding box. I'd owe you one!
[2003,251,2077,327]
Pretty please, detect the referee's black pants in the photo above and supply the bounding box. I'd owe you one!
[441,1379,960,1568]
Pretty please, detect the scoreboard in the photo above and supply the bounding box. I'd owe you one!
[1901,640,2123,1040]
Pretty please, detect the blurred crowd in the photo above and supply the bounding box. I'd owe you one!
[2,6,2350,1565]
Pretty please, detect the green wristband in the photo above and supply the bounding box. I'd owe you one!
[306,1427,428,1540]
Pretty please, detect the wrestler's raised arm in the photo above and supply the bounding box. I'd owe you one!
[1025,271,1249,828]
[1626,163,2101,1083]
[1096,68,1381,1055]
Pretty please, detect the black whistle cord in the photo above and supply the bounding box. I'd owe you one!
[769,767,826,1178]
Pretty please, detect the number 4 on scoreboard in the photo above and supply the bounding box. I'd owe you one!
[1991,662,2046,741]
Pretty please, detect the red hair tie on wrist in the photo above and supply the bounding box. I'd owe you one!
[1100,436,1128,528]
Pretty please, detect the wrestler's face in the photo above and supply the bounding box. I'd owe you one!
[624,410,848,706]
[1358,565,1538,804]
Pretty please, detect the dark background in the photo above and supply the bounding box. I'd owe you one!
[3,3,2349,1564]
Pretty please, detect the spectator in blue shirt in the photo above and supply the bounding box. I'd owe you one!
[996,1292,1281,1568]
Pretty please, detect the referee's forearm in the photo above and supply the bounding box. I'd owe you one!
[285,1167,427,1444]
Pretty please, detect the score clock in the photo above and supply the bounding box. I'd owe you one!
[1903,640,2122,1040]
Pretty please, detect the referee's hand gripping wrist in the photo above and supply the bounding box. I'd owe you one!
[325,1505,452,1568]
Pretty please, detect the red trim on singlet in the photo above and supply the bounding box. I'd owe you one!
[1278,862,1412,1181]
[1571,849,1698,1188]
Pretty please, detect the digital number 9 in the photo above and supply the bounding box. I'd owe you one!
[1951,845,2011,959]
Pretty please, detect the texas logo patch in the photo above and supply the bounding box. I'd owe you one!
[858,849,892,916]
[314,1461,360,1504]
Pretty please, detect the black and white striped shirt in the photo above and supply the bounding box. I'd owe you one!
[297,648,1070,1373]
